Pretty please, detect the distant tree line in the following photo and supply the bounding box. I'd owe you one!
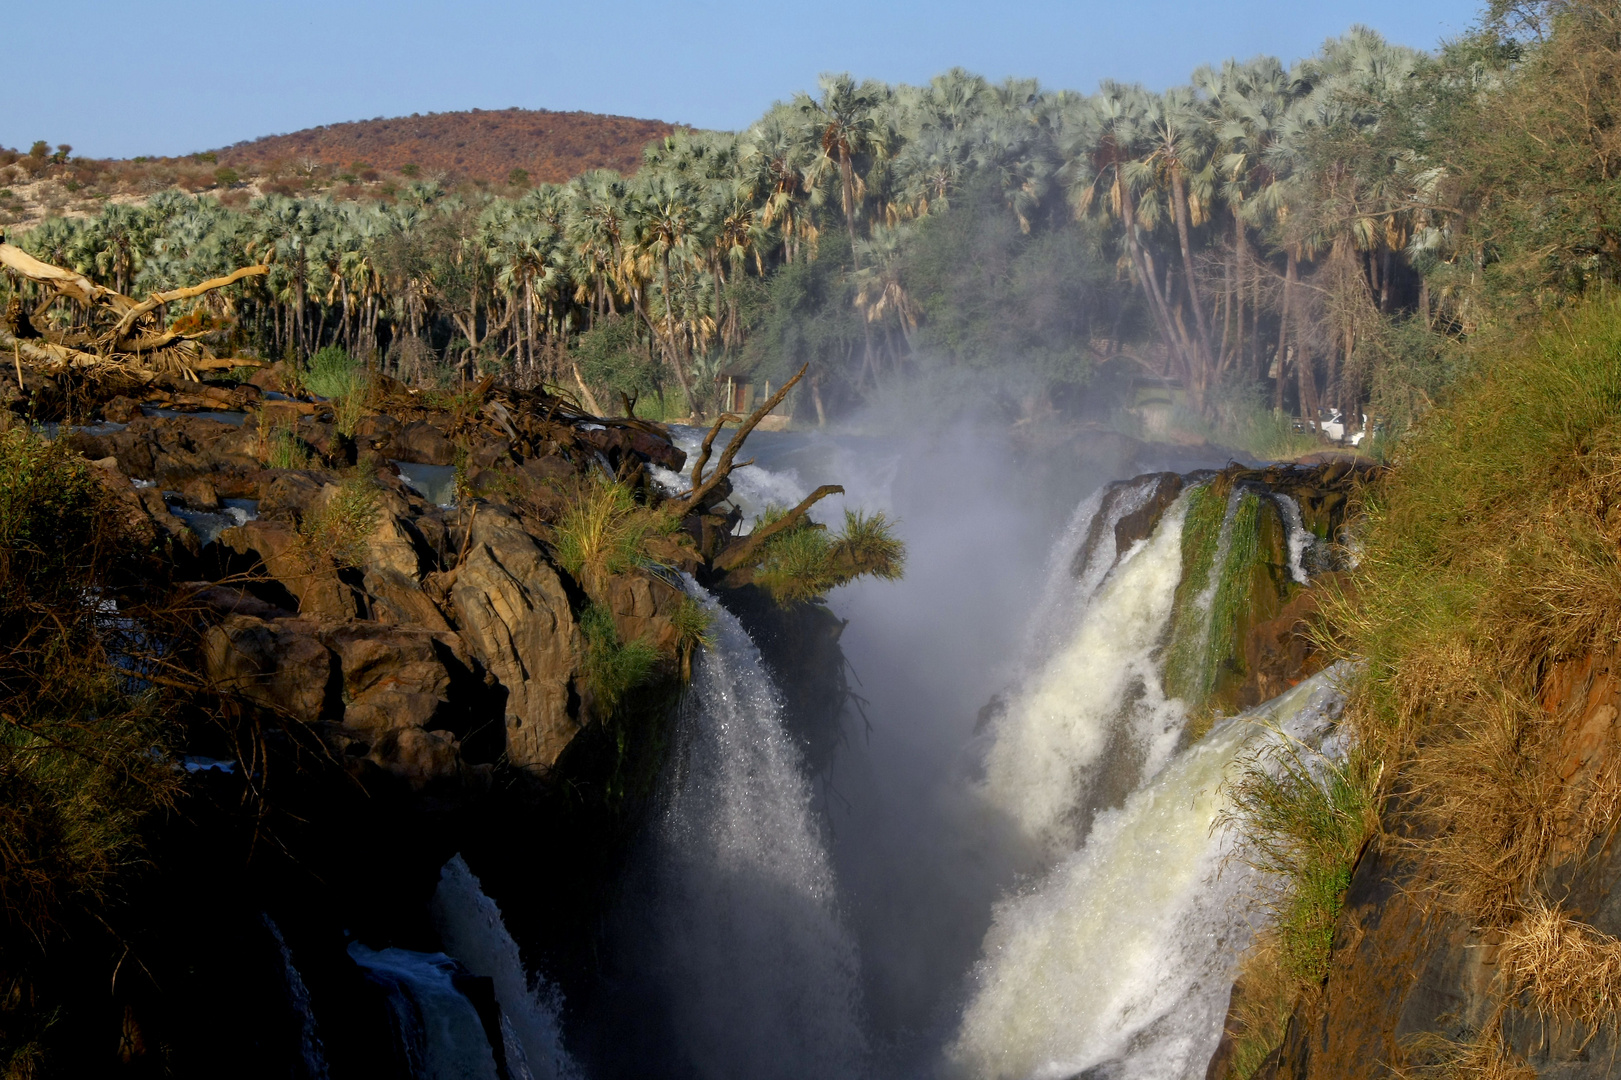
[4,1,1616,431]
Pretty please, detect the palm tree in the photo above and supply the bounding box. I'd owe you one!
[797,73,887,267]
[1141,86,1219,409]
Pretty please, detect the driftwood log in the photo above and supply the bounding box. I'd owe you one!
[0,240,268,378]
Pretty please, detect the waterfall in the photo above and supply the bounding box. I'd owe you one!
[952,670,1347,1080]
[263,915,330,1080]
[348,943,502,1080]
[432,855,580,1080]
[980,489,1192,853]
[645,579,867,1080]
[1274,493,1316,586]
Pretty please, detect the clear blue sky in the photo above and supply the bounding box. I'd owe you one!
[13,0,1483,159]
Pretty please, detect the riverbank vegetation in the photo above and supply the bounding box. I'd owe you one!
[4,4,1587,450]
[1211,2,1621,1072]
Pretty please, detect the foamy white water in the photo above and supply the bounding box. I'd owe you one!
[432,855,580,1080]
[1275,493,1315,586]
[981,492,1192,851]
[953,671,1347,1080]
[348,943,501,1080]
[651,426,811,527]
[647,580,867,1080]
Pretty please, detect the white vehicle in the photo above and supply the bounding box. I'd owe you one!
[1312,408,1370,446]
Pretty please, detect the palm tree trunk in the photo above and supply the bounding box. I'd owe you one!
[1274,248,1297,413]
[1170,172,1214,412]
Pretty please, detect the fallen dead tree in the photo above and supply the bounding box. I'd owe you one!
[0,238,269,379]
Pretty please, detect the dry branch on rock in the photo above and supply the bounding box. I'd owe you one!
[0,239,268,378]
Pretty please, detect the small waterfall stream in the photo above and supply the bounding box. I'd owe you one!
[264,916,330,1080]
[433,856,580,1080]
[348,943,504,1080]
[632,580,867,1080]
[981,485,1194,853]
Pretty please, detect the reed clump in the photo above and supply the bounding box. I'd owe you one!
[1319,297,1621,920]
[1216,295,1621,1061]
[299,475,382,568]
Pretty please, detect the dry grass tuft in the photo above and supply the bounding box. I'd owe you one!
[1500,902,1621,1033]
[1398,1029,1536,1080]
[551,476,671,596]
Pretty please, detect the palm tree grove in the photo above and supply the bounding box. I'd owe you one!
[5,1,1621,1077]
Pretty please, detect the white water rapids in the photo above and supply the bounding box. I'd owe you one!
[954,671,1346,1080]
[433,855,580,1080]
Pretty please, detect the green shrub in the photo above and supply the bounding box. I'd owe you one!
[579,604,658,714]
[266,421,312,470]
[300,476,381,567]
[301,342,367,405]
[0,427,180,977]
[0,428,105,613]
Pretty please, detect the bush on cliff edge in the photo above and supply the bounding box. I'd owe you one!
[0,426,181,1076]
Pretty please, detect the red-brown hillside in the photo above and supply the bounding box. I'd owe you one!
[214,107,680,183]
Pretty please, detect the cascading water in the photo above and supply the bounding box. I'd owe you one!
[572,427,1338,1080]
[952,671,1347,1080]
[264,915,330,1080]
[347,943,503,1080]
[1274,493,1317,586]
[432,855,579,1080]
[979,488,1194,853]
[631,579,867,1080]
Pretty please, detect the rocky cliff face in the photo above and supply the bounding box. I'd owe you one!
[1,366,865,1077]
[64,377,699,784]
[1218,648,1621,1080]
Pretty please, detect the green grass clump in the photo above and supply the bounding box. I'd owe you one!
[1219,738,1380,1066]
[1162,482,1229,703]
[302,347,370,437]
[265,420,313,470]
[0,428,107,613]
[670,595,715,654]
[302,345,366,400]
[579,603,658,714]
[552,477,669,595]
[751,508,906,607]
[300,476,381,567]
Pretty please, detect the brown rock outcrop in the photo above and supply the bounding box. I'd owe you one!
[449,508,585,771]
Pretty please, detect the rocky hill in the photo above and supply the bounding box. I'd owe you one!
[213,107,680,184]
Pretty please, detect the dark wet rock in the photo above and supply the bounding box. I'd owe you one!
[1111,472,1188,557]
[393,420,458,466]
[178,476,223,512]
[324,621,455,736]
[218,519,355,620]
[471,438,511,468]
[203,614,337,724]
[352,412,400,451]
[256,470,335,527]
[103,395,141,423]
